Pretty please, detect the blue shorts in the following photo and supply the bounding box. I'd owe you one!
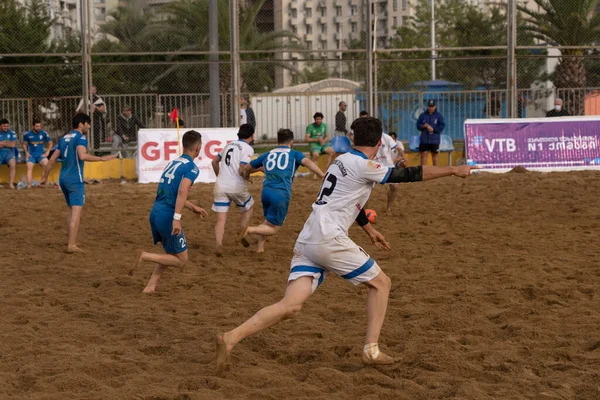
[60,182,85,207]
[262,190,290,226]
[27,154,47,164]
[150,210,187,254]
[0,152,15,165]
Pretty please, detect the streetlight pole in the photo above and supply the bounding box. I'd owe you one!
[430,0,436,81]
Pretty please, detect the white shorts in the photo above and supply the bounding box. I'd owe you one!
[289,235,382,293]
[212,190,254,212]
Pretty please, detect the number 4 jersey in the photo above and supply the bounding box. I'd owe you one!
[153,153,199,212]
[215,140,254,193]
[250,146,305,199]
[297,149,392,244]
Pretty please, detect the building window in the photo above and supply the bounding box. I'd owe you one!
[393,16,397,27]
[94,7,105,21]
[307,24,312,34]
[336,23,341,32]
[307,41,312,50]
[402,0,407,12]
[321,7,326,17]
[336,6,342,16]
[291,9,297,18]
[292,25,297,34]
[402,15,408,26]
[393,0,397,11]
[306,8,312,17]
[351,22,357,33]
[351,5,357,16]
[321,40,327,49]
[321,24,327,34]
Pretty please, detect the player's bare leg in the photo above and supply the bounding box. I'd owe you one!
[238,207,253,247]
[361,271,395,365]
[431,152,439,166]
[311,152,320,179]
[26,162,34,189]
[240,221,280,253]
[385,184,398,215]
[420,151,428,166]
[66,206,84,253]
[8,159,16,189]
[215,276,313,372]
[214,212,228,256]
[141,250,188,293]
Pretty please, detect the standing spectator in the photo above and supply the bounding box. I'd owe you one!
[335,101,349,137]
[546,98,570,117]
[76,85,106,147]
[114,106,145,157]
[389,132,407,168]
[417,100,445,166]
[347,110,370,142]
[305,112,335,177]
[240,96,256,129]
[0,118,17,189]
[23,119,53,189]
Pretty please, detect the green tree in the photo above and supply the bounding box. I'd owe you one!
[518,0,600,114]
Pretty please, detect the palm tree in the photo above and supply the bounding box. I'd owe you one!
[518,0,600,114]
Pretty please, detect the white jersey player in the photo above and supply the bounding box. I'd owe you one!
[215,117,476,371]
[211,124,255,256]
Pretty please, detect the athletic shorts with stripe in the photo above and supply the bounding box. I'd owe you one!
[288,235,382,293]
[212,190,254,212]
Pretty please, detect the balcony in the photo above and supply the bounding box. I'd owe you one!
[319,16,328,24]
[304,15,313,24]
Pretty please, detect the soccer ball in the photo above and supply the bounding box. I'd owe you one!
[365,209,377,224]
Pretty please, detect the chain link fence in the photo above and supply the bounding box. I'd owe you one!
[1,0,600,152]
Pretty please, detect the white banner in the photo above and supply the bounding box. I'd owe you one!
[137,128,239,183]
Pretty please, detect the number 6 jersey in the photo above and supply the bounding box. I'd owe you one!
[215,140,254,193]
[297,149,392,244]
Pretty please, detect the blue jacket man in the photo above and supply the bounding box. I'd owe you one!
[416,100,445,166]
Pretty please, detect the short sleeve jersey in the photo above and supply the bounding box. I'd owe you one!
[374,133,398,167]
[297,149,392,244]
[250,147,305,198]
[215,140,254,193]
[0,130,17,156]
[306,123,328,141]
[395,140,405,152]
[23,130,51,156]
[153,153,199,212]
[57,130,88,184]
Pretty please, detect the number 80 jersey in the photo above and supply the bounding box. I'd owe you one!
[297,149,392,244]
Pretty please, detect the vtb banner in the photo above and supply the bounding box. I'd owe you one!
[465,116,600,172]
[137,128,239,183]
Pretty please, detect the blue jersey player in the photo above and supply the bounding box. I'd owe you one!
[239,129,324,253]
[129,130,208,293]
[22,119,53,189]
[0,118,18,189]
[42,114,116,253]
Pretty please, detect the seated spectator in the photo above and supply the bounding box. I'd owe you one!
[546,98,570,117]
[113,106,145,157]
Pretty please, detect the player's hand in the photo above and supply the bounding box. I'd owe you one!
[192,206,208,218]
[42,152,49,158]
[319,138,325,145]
[101,154,117,161]
[453,165,478,178]
[367,228,391,251]
[172,220,182,235]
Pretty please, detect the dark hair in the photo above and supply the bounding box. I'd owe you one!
[389,132,397,139]
[0,118,8,124]
[238,123,255,139]
[277,128,294,144]
[182,130,202,150]
[72,113,91,129]
[359,110,369,117]
[339,101,346,107]
[32,119,41,125]
[313,112,324,119]
[350,117,382,147]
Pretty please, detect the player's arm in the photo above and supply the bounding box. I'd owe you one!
[305,130,319,143]
[355,209,390,250]
[76,145,116,162]
[41,148,61,184]
[384,165,475,184]
[44,139,53,157]
[184,200,208,218]
[211,155,220,176]
[172,178,193,235]
[301,158,325,179]
[4,135,16,148]
[22,138,29,158]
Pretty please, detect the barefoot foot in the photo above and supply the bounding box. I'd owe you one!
[129,249,143,276]
[362,350,398,365]
[66,245,84,254]
[215,334,234,373]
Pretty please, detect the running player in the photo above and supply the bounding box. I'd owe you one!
[238,128,325,253]
[372,129,405,215]
[306,112,335,178]
[41,114,116,253]
[0,118,17,189]
[215,117,475,370]
[23,119,53,189]
[211,124,255,257]
[129,130,208,293]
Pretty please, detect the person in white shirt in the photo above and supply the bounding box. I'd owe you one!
[211,124,255,257]
[373,131,407,214]
[215,117,476,371]
[389,132,407,167]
